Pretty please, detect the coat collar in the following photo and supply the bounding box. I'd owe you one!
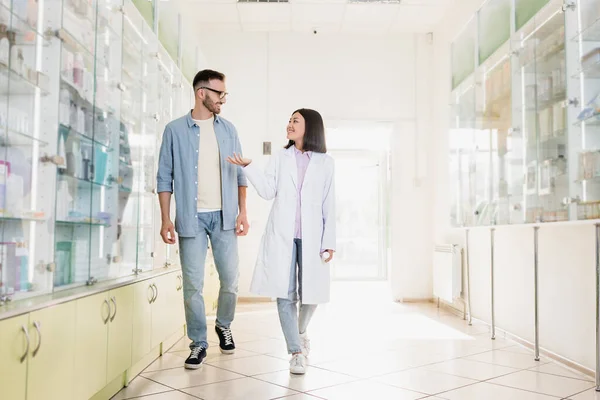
[285,146,325,189]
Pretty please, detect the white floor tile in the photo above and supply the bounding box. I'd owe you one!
[144,353,188,373]
[308,379,430,400]
[111,377,172,400]
[502,345,535,356]
[315,351,415,378]
[569,388,600,399]
[273,394,325,400]
[207,354,290,376]
[464,349,548,369]
[374,368,477,395]
[182,376,297,400]
[527,362,593,382]
[440,382,558,400]
[141,364,243,389]
[420,358,520,381]
[488,370,595,398]
[130,391,199,400]
[236,338,288,354]
[254,367,357,392]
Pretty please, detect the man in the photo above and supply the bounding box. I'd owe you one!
[157,69,249,369]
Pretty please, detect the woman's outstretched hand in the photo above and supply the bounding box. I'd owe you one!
[227,153,252,167]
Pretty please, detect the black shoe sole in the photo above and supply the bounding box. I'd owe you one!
[219,348,235,355]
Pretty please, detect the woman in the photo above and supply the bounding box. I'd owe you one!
[227,108,336,375]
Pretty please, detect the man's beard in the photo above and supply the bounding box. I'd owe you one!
[203,97,221,114]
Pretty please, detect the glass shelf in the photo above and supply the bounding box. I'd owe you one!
[56,220,110,227]
[0,127,49,147]
[58,173,114,189]
[59,124,113,151]
[0,63,50,96]
[574,57,600,79]
[573,14,600,42]
[0,215,46,222]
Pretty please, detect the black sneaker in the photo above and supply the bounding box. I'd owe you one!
[184,346,206,370]
[215,325,236,354]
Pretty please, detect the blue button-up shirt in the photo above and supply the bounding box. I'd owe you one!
[157,112,247,237]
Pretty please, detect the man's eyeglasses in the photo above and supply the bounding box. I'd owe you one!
[199,87,228,100]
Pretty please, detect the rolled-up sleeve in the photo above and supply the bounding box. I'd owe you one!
[234,128,248,187]
[157,125,174,193]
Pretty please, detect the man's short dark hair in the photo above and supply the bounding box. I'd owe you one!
[193,69,226,90]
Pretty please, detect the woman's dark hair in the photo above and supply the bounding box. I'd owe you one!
[285,108,327,153]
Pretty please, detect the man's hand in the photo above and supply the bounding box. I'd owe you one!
[236,213,250,236]
[160,220,176,244]
[321,250,335,263]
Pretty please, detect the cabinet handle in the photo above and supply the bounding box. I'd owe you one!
[32,321,41,358]
[110,296,117,322]
[152,283,159,302]
[103,299,110,324]
[148,284,154,304]
[20,325,30,363]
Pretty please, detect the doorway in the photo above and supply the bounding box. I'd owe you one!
[326,122,391,281]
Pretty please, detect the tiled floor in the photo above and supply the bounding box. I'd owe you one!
[112,282,596,400]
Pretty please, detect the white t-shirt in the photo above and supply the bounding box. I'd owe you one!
[194,117,222,212]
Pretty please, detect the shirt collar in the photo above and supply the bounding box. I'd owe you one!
[186,110,221,127]
[293,146,312,158]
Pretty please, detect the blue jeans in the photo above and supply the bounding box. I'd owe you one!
[179,212,239,349]
[277,239,318,354]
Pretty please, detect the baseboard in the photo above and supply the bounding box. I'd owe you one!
[162,327,185,355]
[90,373,126,400]
[238,296,273,303]
[399,297,434,303]
[128,345,162,384]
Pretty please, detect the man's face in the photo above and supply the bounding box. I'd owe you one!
[200,79,227,115]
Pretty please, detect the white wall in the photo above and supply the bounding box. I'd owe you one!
[431,1,597,371]
[196,32,434,300]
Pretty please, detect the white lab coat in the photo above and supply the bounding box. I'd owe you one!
[243,146,336,304]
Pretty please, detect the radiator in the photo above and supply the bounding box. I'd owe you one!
[433,244,462,303]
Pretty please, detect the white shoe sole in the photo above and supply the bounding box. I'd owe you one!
[290,368,306,375]
[220,348,235,355]
[184,361,203,370]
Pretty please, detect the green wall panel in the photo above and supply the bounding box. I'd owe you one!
[132,0,154,30]
[516,0,550,31]
[478,0,511,65]
[452,20,476,90]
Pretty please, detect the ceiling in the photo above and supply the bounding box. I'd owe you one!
[174,0,455,34]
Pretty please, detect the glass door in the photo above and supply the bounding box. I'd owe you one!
[329,149,388,281]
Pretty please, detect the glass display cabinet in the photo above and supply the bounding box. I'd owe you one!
[448,0,592,226]
[571,0,600,220]
[511,0,568,223]
[477,41,513,225]
[450,77,479,228]
[0,0,194,303]
[0,0,54,299]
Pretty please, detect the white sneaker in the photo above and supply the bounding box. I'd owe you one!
[300,332,311,357]
[290,354,307,375]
